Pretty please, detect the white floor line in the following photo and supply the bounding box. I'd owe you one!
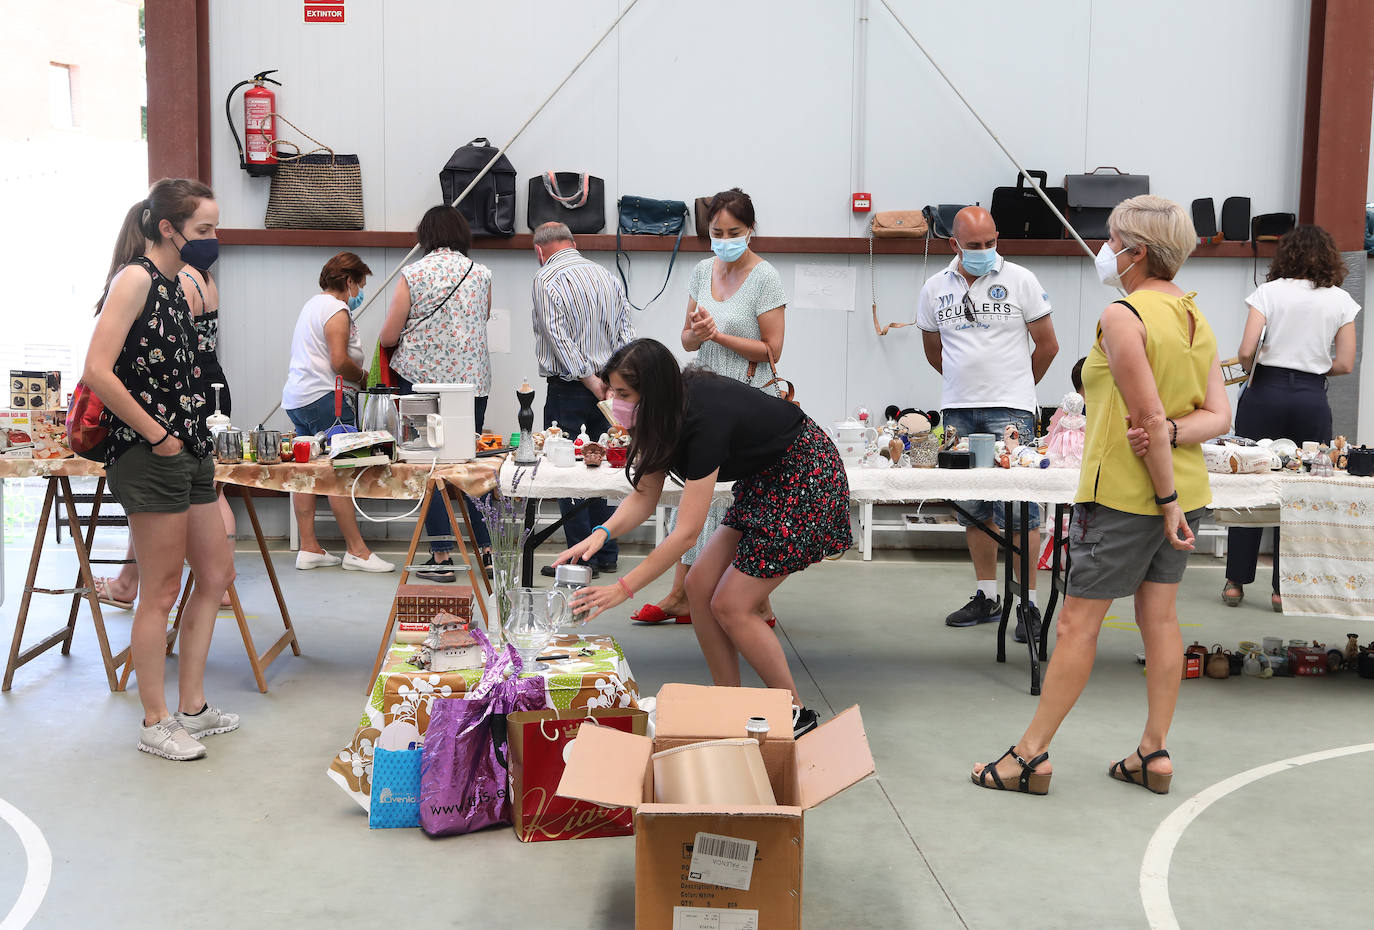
[1140,742,1374,929]
[0,796,52,930]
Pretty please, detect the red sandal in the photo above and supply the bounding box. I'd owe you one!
[630,604,691,624]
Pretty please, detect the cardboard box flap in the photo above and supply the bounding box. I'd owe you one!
[555,721,651,810]
[655,683,795,740]
[795,706,874,810]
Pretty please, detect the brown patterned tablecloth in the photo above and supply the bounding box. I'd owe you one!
[0,455,502,499]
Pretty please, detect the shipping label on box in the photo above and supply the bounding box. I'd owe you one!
[672,907,759,930]
[688,833,757,891]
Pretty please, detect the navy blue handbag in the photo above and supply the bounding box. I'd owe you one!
[615,195,690,311]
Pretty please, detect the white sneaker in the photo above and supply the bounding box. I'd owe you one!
[174,704,240,739]
[342,551,396,573]
[139,717,207,761]
[296,549,342,570]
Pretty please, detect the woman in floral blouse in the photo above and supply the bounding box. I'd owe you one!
[83,178,238,763]
[381,205,494,580]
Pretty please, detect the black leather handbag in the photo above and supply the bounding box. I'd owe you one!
[439,138,516,238]
[922,204,966,239]
[526,171,605,234]
[615,195,690,311]
[991,171,1068,239]
[1064,167,1149,239]
[1221,196,1251,242]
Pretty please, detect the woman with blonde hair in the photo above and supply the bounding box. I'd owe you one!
[971,196,1230,795]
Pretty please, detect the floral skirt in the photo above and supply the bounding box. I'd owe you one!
[723,418,853,578]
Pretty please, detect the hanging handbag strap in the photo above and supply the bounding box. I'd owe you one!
[400,258,474,334]
[543,171,590,208]
[869,220,932,336]
[267,112,338,164]
[744,346,797,405]
[615,205,688,312]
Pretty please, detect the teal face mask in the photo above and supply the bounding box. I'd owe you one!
[711,235,749,263]
[957,244,998,277]
[348,288,364,312]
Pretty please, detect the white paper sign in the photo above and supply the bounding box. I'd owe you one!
[792,264,856,313]
[672,907,759,930]
[687,832,757,891]
[487,307,512,354]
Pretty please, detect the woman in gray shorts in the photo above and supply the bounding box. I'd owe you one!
[971,196,1230,796]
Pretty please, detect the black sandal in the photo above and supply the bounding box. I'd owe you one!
[1109,747,1173,795]
[971,746,1052,795]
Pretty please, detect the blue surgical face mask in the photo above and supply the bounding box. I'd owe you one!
[347,288,364,312]
[956,242,998,277]
[711,234,749,263]
[174,229,218,273]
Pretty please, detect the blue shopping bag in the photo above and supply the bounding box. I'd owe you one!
[369,747,422,829]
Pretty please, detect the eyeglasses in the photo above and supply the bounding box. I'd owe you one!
[961,292,976,323]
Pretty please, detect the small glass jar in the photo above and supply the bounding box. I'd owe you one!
[550,564,594,628]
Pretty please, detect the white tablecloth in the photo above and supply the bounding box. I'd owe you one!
[500,458,1298,511]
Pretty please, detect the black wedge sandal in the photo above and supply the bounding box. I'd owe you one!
[1109,747,1173,795]
[971,746,1052,795]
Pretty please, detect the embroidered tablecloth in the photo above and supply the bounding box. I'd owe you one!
[0,455,502,498]
[1278,475,1374,619]
[328,632,638,812]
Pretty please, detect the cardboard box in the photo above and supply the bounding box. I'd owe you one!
[0,410,70,459]
[9,370,61,410]
[558,684,875,930]
[507,707,646,843]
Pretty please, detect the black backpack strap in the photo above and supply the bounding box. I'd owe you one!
[401,258,473,332]
[1112,299,1141,320]
[617,206,688,312]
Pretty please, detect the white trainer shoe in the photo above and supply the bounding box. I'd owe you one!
[174,704,240,739]
[139,717,207,761]
[296,549,342,570]
[342,551,396,573]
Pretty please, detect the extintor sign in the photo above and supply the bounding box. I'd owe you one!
[304,0,345,23]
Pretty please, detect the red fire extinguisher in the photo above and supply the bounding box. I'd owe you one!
[226,69,282,177]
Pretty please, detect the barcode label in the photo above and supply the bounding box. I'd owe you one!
[687,832,757,891]
[672,907,759,930]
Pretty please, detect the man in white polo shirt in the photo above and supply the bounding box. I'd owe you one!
[917,206,1059,642]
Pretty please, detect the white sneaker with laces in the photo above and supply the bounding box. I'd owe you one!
[296,549,342,570]
[174,704,240,739]
[139,717,207,761]
[342,551,396,573]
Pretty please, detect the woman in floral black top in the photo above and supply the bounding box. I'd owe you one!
[83,178,239,763]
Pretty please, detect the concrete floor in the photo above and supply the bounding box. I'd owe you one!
[1,530,1372,930]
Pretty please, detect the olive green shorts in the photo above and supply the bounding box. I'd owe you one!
[107,444,217,514]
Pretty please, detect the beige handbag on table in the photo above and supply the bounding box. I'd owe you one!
[869,210,932,336]
[264,114,364,230]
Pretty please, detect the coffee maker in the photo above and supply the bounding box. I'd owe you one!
[397,383,476,462]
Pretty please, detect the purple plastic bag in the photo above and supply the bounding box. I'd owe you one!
[419,628,546,836]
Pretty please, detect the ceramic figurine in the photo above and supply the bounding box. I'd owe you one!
[547,421,564,438]
[582,441,605,467]
[1312,445,1335,477]
[1332,435,1349,470]
[1347,633,1360,667]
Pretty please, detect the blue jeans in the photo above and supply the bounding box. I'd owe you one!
[544,377,618,568]
[940,406,1041,530]
[394,376,491,554]
[286,390,357,435]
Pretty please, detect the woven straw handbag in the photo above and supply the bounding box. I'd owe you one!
[265,114,363,230]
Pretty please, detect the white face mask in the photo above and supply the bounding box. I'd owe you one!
[1094,242,1137,289]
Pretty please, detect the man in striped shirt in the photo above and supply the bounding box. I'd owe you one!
[531,222,637,575]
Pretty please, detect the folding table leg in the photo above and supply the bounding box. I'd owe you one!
[453,483,493,598]
[365,482,431,692]
[57,476,120,691]
[996,501,1014,664]
[1021,501,1040,696]
[3,480,57,691]
[438,481,490,628]
[1040,503,1067,658]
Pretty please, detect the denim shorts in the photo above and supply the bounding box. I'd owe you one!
[941,406,1041,530]
[107,443,217,514]
[286,390,357,436]
[1066,503,1208,599]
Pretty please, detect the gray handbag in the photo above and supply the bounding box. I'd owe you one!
[1064,167,1149,239]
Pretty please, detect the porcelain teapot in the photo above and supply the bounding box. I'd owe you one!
[829,417,877,446]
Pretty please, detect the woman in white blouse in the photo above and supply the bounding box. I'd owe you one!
[1226,224,1359,611]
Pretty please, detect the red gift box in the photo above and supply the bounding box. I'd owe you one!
[507,707,646,842]
[1287,647,1327,677]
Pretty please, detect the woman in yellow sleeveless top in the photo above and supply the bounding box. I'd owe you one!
[972,196,1230,796]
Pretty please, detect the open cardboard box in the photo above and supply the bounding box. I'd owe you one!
[558,684,875,930]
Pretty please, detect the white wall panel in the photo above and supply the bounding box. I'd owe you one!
[205,0,1336,452]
